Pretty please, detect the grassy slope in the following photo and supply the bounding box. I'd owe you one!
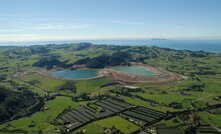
[131,75,221,110]
[20,74,67,92]
[11,78,46,97]
[0,96,80,134]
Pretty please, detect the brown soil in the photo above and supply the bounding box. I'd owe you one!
[99,63,180,84]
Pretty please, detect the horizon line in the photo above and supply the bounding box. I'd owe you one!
[0,35,221,43]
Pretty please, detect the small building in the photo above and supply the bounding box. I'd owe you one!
[71,65,86,70]
[122,86,141,92]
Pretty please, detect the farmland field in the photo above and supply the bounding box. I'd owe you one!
[198,112,221,127]
[1,0,221,133]
[20,74,67,92]
[0,96,81,134]
[75,78,111,93]
[93,116,140,133]
[0,43,221,133]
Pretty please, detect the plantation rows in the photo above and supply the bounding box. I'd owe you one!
[156,128,182,134]
[60,98,167,131]
[61,106,99,131]
[195,125,220,134]
[60,98,133,131]
[95,98,133,113]
[120,107,167,126]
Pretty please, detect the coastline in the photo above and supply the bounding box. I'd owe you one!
[1,39,221,53]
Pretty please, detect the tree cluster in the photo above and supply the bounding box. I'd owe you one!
[74,51,132,68]
[0,86,37,123]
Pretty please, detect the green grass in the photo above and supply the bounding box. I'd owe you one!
[72,123,104,134]
[198,75,221,93]
[1,44,221,131]
[20,74,67,92]
[75,78,110,93]
[198,112,221,127]
[132,74,221,110]
[109,93,179,112]
[90,85,115,97]
[133,92,192,105]
[93,116,139,133]
[0,96,80,134]
[155,117,184,128]
[12,78,46,97]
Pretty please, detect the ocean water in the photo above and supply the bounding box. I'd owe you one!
[1,39,221,52]
[83,39,221,52]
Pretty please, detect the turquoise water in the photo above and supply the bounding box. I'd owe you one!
[110,66,157,76]
[52,70,97,79]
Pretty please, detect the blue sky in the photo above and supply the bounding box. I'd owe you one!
[0,0,221,42]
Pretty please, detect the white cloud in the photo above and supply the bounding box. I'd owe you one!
[0,34,46,42]
[110,20,144,25]
[0,34,153,42]
[0,23,91,34]
[0,29,23,32]
[27,24,90,30]
[1,34,219,43]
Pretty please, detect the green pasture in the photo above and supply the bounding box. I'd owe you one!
[94,116,139,133]
[0,96,80,134]
[75,78,110,93]
[198,112,221,127]
[20,74,67,92]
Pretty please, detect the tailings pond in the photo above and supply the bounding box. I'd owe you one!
[110,66,157,76]
[52,70,97,79]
